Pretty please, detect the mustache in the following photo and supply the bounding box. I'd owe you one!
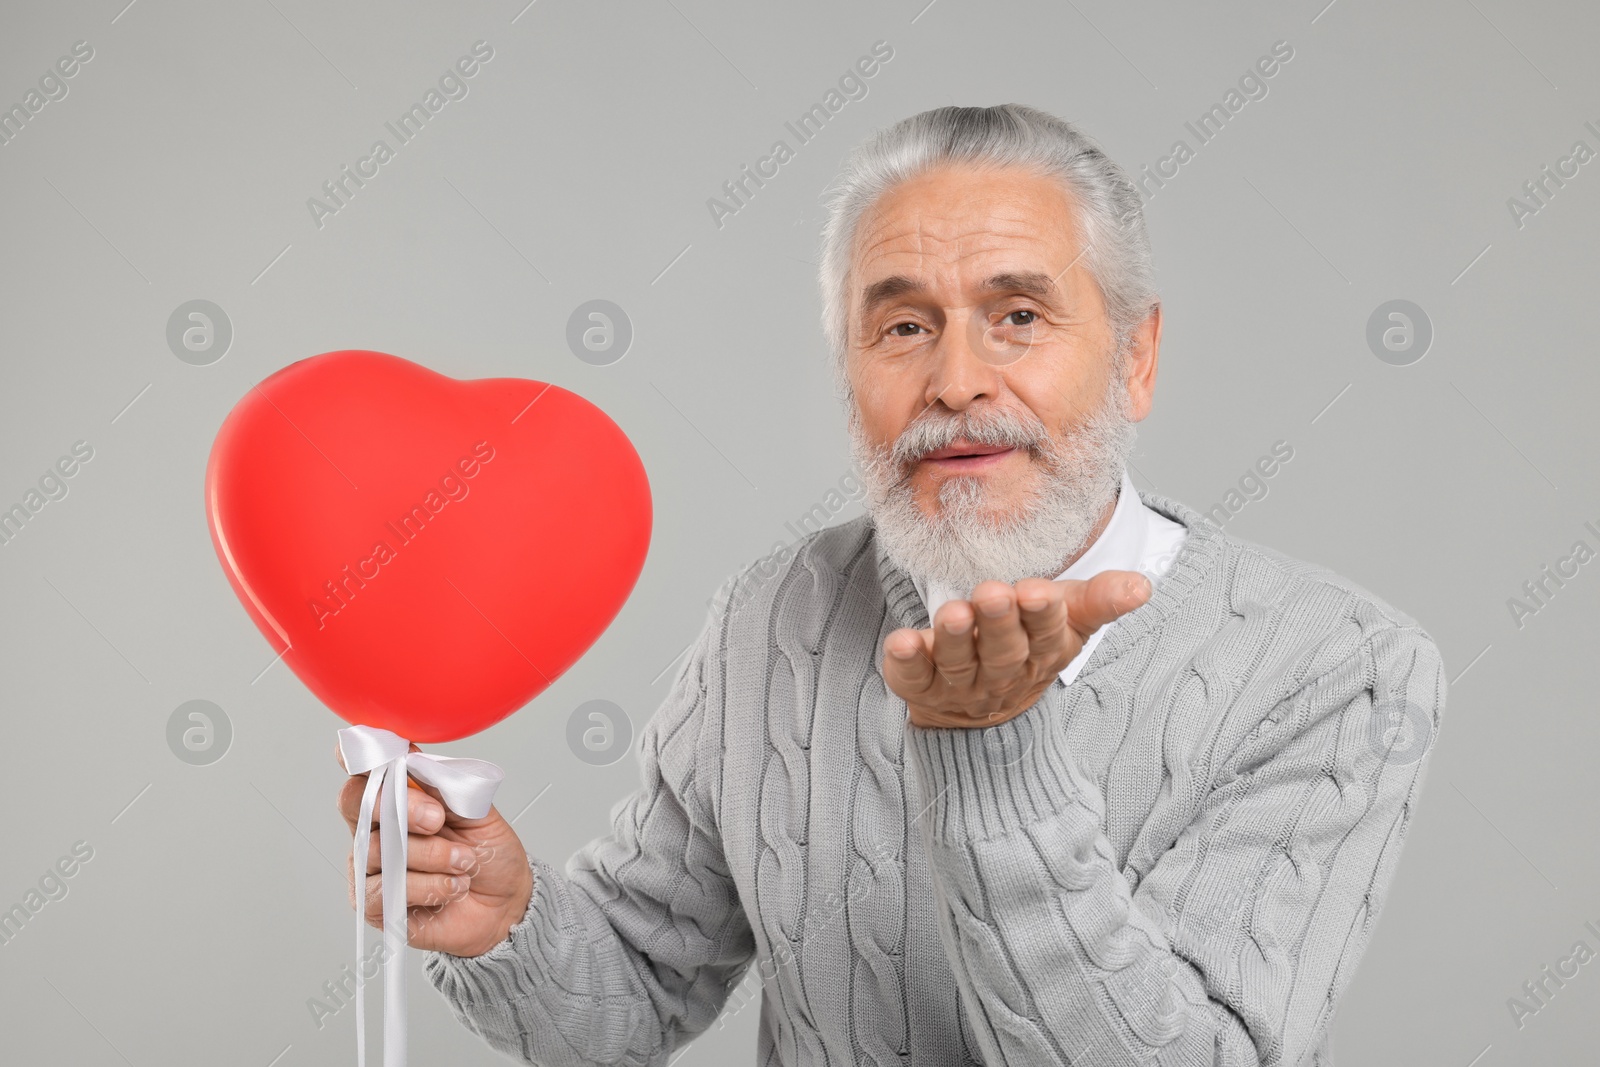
[890,406,1048,465]
[879,405,1049,494]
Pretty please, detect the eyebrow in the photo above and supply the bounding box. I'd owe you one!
[857,271,1062,321]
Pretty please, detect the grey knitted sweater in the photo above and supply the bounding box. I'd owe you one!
[425,490,1445,1066]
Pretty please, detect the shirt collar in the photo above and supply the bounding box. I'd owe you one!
[1052,466,1147,584]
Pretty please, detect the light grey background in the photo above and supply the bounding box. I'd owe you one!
[1,0,1596,1064]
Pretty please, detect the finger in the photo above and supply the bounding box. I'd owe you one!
[362,871,471,923]
[882,626,937,698]
[334,741,426,825]
[1062,570,1153,642]
[337,776,447,835]
[363,902,457,945]
[361,831,482,876]
[929,599,979,685]
[969,580,1029,681]
[1016,577,1073,667]
[336,774,367,833]
[401,745,504,832]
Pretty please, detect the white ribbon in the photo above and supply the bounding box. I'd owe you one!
[337,725,504,1067]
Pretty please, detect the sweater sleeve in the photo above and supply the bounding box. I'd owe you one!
[423,585,755,1067]
[905,623,1445,1066]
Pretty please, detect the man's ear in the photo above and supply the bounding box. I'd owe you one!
[1122,304,1161,422]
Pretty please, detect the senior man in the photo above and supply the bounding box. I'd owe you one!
[338,104,1444,1066]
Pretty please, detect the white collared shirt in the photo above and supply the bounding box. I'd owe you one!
[911,468,1187,686]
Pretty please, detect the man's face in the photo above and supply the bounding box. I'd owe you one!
[843,162,1159,591]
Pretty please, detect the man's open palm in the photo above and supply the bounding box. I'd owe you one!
[882,570,1153,729]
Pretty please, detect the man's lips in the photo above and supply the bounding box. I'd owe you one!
[918,439,1020,470]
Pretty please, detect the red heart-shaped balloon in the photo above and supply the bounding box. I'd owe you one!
[205,350,651,742]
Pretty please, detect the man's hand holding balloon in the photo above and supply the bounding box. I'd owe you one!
[337,742,533,959]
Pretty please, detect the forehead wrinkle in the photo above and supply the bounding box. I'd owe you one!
[850,182,1079,325]
[867,207,1040,251]
[862,203,1056,268]
[865,236,1059,303]
[849,161,1077,269]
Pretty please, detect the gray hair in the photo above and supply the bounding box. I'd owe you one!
[817,104,1157,402]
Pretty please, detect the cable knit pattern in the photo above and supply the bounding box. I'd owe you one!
[424,490,1445,1066]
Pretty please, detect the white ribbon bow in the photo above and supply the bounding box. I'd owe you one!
[337,725,504,1067]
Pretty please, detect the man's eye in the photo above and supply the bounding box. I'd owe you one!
[1001,309,1037,327]
[889,322,924,336]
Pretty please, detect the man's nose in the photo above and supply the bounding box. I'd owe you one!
[925,310,1005,411]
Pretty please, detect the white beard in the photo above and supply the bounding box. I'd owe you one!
[850,366,1137,598]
